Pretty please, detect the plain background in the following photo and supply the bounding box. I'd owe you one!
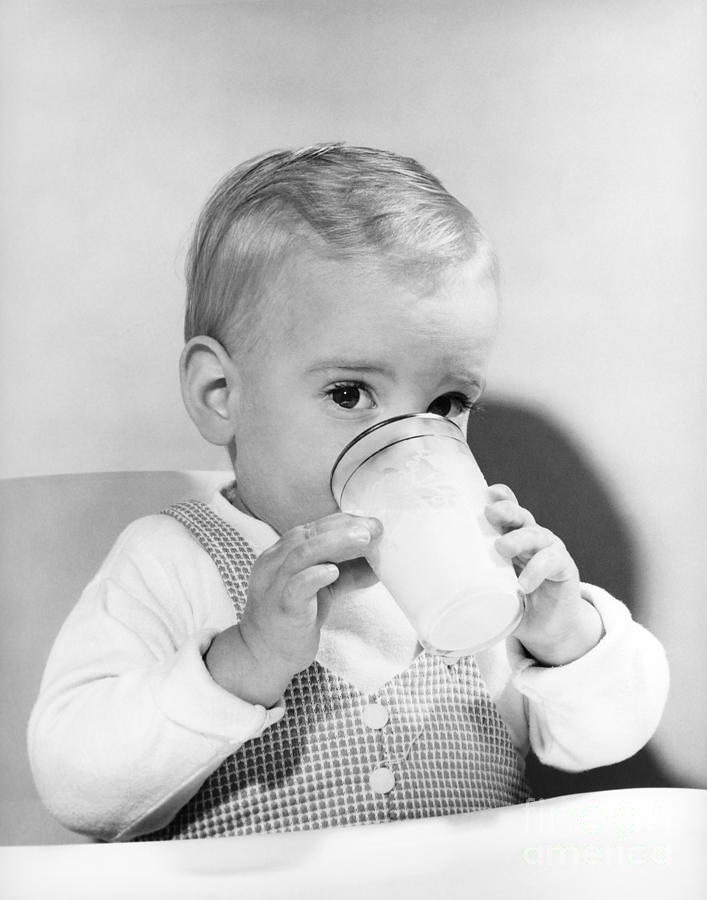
[1,0,705,790]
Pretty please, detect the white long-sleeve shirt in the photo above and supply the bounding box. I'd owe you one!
[27,490,669,842]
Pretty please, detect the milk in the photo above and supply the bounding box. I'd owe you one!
[331,414,524,656]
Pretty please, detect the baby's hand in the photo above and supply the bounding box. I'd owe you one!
[224,513,381,704]
[485,484,604,666]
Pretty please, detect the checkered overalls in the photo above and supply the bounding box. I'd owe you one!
[141,500,530,839]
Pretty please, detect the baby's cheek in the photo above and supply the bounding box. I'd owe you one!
[286,484,339,530]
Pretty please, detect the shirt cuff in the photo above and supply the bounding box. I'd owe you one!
[510,584,669,770]
[509,584,628,690]
[148,629,285,743]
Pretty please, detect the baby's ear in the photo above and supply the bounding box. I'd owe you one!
[180,336,239,446]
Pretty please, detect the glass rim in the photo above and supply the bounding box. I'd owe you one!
[329,412,465,500]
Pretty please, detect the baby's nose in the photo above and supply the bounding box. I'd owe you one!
[374,407,421,428]
[387,394,431,420]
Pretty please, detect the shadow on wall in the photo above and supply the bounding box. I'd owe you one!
[469,398,682,796]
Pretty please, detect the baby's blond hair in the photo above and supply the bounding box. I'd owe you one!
[185,144,495,354]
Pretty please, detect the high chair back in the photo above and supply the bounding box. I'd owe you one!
[0,470,230,845]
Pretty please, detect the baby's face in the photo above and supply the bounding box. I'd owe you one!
[227,250,499,535]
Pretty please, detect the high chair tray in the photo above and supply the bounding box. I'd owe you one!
[1,788,705,899]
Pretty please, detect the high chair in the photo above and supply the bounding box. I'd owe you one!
[0,470,230,845]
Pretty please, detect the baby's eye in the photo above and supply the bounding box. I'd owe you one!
[328,382,375,410]
[427,393,478,418]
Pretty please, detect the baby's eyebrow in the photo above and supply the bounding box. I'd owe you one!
[456,371,486,393]
[308,362,485,395]
[307,361,395,378]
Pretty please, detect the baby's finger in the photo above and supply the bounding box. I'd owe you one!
[516,544,578,594]
[290,514,383,555]
[280,564,340,615]
[485,499,536,532]
[296,512,382,541]
[260,513,380,572]
[495,523,556,560]
[280,521,379,579]
[486,484,518,503]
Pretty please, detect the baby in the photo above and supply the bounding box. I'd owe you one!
[28,144,668,841]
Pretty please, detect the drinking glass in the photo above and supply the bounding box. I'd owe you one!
[330,413,525,656]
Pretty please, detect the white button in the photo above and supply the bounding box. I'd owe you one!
[362,703,389,729]
[369,766,395,795]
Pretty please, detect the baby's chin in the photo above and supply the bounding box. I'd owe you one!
[265,496,342,536]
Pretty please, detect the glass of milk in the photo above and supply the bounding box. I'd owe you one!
[330,413,525,657]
